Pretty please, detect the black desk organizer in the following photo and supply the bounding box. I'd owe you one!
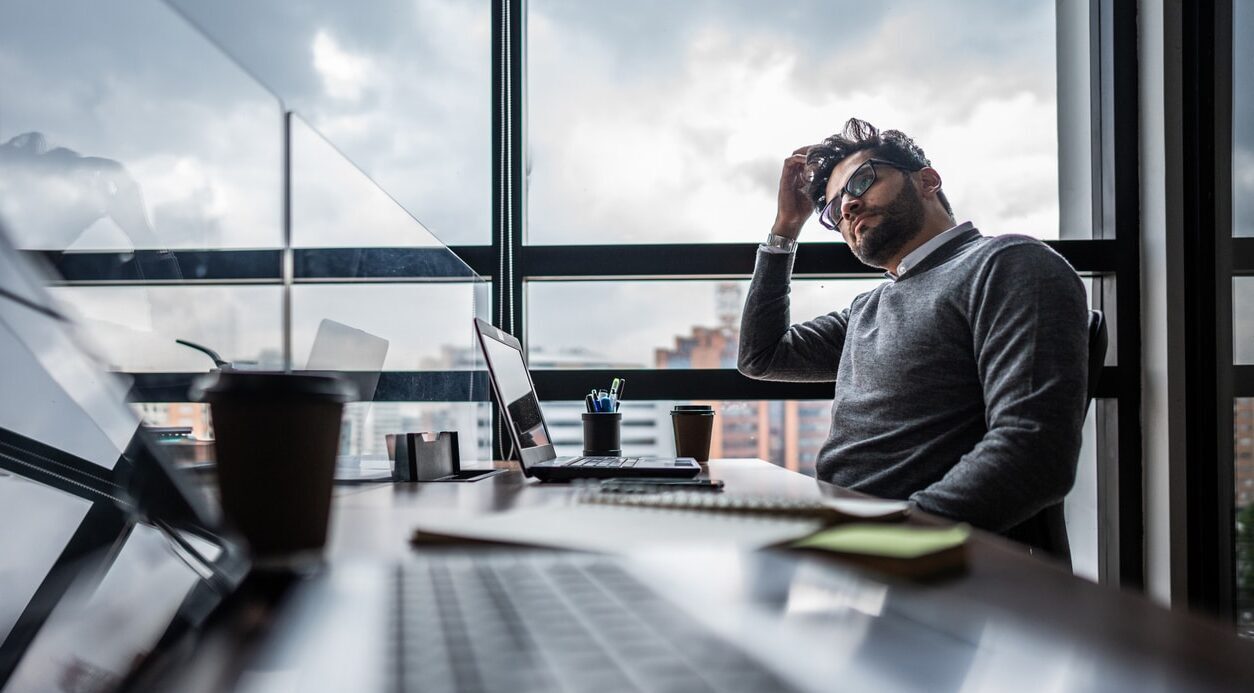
[391,432,504,482]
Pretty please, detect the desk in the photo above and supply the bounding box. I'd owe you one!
[152,459,1254,692]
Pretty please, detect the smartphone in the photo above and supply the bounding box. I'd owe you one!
[432,469,507,482]
[598,478,724,494]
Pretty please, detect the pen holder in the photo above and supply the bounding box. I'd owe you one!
[581,413,622,457]
[391,431,460,481]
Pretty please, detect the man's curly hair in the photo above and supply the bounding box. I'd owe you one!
[803,118,952,217]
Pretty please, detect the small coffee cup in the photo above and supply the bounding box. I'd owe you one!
[671,404,715,463]
[191,371,355,568]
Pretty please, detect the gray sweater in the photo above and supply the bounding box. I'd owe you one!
[737,228,1089,532]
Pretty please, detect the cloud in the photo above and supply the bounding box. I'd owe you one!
[312,30,376,102]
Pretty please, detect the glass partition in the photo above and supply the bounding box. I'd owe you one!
[168,0,494,246]
[289,113,491,463]
[0,0,283,252]
[0,0,492,470]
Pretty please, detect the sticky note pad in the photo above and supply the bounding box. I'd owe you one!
[792,523,970,559]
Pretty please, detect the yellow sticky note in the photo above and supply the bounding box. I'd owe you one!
[792,523,970,559]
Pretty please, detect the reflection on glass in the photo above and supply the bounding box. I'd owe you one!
[540,399,831,476]
[528,0,1060,244]
[48,286,284,372]
[5,524,208,691]
[169,0,493,245]
[0,0,283,250]
[528,279,885,369]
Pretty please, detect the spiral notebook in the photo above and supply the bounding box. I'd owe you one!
[576,491,911,521]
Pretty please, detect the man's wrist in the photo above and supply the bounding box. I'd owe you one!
[761,232,797,254]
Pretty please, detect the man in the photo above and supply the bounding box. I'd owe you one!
[738,118,1089,552]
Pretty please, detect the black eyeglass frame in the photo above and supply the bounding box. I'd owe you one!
[816,158,921,231]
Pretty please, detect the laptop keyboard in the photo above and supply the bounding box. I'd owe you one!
[564,456,643,468]
[392,552,798,693]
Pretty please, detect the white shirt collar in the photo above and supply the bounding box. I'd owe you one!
[886,221,975,280]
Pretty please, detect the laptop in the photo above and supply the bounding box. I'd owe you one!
[0,227,805,692]
[473,318,700,481]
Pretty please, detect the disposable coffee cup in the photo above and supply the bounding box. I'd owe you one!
[582,412,622,456]
[191,371,355,569]
[671,404,715,463]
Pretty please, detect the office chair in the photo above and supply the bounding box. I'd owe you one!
[1004,310,1107,567]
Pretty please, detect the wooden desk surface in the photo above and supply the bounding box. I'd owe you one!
[323,459,1254,690]
[159,458,1253,692]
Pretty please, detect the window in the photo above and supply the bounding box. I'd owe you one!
[527,0,1064,245]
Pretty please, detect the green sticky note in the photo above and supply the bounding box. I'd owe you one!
[792,523,971,559]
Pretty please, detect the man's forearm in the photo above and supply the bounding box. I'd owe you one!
[737,248,845,382]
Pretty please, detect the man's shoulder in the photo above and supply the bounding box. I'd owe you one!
[973,232,1052,253]
[968,233,1072,271]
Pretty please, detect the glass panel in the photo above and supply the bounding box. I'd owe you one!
[1235,0,1254,236]
[291,283,487,372]
[338,402,493,464]
[527,0,1061,244]
[287,114,492,466]
[0,0,283,250]
[1235,399,1254,637]
[0,478,92,644]
[1065,403,1100,582]
[291,115,450,249]
[528,279,885,369]
[169,0,493,246]
[540,399,831,477]
[1233,278,1254,364]
[48,286,284,372]
[7,523,208,690]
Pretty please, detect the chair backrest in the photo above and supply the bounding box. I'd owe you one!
[1006,309,1107,566]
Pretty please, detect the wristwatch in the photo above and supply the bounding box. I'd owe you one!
[762,233,798,253]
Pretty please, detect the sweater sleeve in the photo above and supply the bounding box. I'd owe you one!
[737,247,847,383]
[909,243,1089,531]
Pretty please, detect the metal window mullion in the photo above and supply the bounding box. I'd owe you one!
[282,111,294,371]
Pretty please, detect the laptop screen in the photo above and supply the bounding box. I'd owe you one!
[0,228,246,690]
[476,326,551,451]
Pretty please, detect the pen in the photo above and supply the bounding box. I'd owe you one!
[614,378,625,411]
[608,379,620,413]
[585,393,595,413]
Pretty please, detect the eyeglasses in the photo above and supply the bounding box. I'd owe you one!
[817,158,919,231]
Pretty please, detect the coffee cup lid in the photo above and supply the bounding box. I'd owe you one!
[672,405,714,413]
[190,370,358,402]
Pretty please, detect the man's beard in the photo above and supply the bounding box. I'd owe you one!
[848,180,926,268]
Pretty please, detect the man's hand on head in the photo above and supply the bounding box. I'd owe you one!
[772,145,816,240]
